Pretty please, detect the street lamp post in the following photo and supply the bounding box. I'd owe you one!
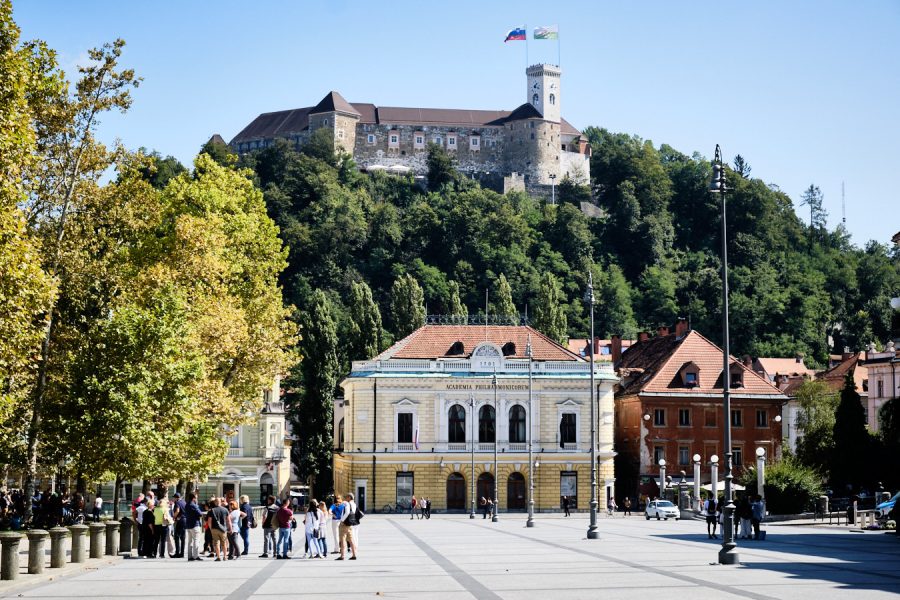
[526,337,535,528]
[470,393,476,519]
[549,173,557,205]
[658,459,667,501]
[710,454,719,504]
[693,454,702,511]
[710,144,739,565]
[756,447,766,510]
[586,273,599,539]
[492,370,499,523]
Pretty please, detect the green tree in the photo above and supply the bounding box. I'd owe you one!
[448,280,467,321]
[492,273,517,319]
[426,143,456,191]
[533,272,567,344]
[800,184,827,229]
[348,281,383,360]
[199,135,236,167]
[137,149,187,189]
[594,263,637,338]
[831,372,871,489]
[795,379,838,473]
[636,264,678,327]
[289,289,338,496]
[390,273,426,338]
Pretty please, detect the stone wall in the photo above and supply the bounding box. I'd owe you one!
[503,119,562,185]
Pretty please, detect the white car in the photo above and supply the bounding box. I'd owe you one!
[645,500,680,520]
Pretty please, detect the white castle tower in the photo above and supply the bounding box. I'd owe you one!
[526,64,561,123]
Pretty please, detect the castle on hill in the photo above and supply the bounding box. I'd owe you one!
[228,64,590,192]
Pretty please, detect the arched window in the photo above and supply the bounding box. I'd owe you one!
[509,405,526,444]
[549,93,556,105]
[479,405,496,443]
[449,404,466,443]
[532,93,539,106]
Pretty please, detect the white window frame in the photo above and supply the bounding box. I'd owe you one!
[393,398,419,451]
[556,398,581,450]
[367,134,376,144]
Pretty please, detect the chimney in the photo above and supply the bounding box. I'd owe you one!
[611,335,622,365]
[674,317,689,337]
[638,331,650,342]
[657,326,670,337]
[795,353,804,364]
[742,354,752,367]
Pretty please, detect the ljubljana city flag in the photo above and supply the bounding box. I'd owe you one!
[534,25,559,40]
[504,27,526,42]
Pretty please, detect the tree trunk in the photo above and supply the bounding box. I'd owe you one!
[158,480,169,499]
[23,311,56,521]
[113,475,122,520]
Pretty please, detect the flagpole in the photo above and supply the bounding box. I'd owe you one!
[557,27,561,66]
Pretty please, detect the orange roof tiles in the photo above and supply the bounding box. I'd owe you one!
[618,330,784,397]
[755,357,815,378]
[818,352,868,395]
[377,325,583,362]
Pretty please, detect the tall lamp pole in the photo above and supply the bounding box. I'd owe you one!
[586,273,599,539]
[549,173,557,205]
[492,369,499,523]
[756,447,766,510]
[710,144,739,565]
[526,337,535,527]
[470,393,476,519]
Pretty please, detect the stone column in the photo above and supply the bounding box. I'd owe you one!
[69,524,88,563]
[119,517,133,554]
[105,521,120,556]
[26,529,49,574]
[49,527,69,568]
[0,531,23,580]
[88,522,106,559]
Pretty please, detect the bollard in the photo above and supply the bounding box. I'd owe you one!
[89,522,106,559]
[0,531,23,580]
[119,517,133,554]
[26,529,50,575]
[69,524,88,563]
[105,521,120,556]
[49,527,69,568]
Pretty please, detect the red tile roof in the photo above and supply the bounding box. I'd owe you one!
[754,357,814,379]
[310,91,361,116]
[818,352,868,395]
[377,325,583,362]
[618,330,784,397]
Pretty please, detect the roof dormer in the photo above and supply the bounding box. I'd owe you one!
[677,362,700,388]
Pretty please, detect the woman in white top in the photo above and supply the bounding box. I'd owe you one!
[227,500,244,559]
[93,496,103,522]
[316,501,328,556]
[303,500,323,558]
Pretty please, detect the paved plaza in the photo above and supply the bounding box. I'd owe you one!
[4,515,899,599]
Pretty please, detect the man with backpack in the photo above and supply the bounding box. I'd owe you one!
[336,492,359,561]
[705,496,718,539]
[258,495,278,558]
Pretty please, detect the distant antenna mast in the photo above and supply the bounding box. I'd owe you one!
[841,181,846,224]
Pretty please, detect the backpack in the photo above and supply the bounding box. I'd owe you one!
[346,502,364,526]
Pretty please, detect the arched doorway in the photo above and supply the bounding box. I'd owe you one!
[477,472,495,504]
[259,472,274,506]
[507,472,526,511]
[446,473,466,511]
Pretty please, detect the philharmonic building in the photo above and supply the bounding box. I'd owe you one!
[333,324,618,513]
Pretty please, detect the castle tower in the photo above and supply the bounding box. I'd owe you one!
[526,64,561,123]
[308,91,360,154]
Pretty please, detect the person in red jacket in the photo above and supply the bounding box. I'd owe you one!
[275,499,293,559]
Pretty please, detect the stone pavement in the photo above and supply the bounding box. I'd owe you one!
[4,514,898,599]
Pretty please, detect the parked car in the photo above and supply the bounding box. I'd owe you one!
[875,492,899,521]
[645,500,680,520]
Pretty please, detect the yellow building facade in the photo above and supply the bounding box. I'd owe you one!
[333,325,618,513]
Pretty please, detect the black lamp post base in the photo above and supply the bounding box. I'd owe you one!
[491,515,499,523]
[718,544,739,565]
[587,528,599,540]
[526,521,535,527]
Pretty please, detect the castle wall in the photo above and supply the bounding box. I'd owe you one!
[503,119,561,185]
[560,151,590,184]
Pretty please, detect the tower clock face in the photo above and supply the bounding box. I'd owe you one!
[532,82,540,90]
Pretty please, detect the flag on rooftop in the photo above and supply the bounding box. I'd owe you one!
[504,27,526,42]
[534,25,559,40]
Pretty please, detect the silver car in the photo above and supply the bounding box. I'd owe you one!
[645,500,680,520]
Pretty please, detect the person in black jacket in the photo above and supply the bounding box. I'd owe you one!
[239,495,254,556]
[259,495,278,558]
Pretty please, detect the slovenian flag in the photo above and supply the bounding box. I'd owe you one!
[534,25,559,40]
[504,27,526,42]
[414,424,419,450]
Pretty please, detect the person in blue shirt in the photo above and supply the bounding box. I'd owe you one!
[184,493,205,561]
[330,496,344,554]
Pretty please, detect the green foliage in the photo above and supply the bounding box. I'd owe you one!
[199,136,236,167]
[137,149,187,189]
[426,143,457,191]
[448,280,467,320]
[795,379,838,473]
[739,456,823,514]
[390,273,426,339]
[831,372,871,488]
[348,281,383,360]
[493,273,517,318]
[533,272,567,344]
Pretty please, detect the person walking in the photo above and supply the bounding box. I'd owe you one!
[623,497,632,516]
[419,496,426,520]
[607,497,618,516]
[239,495,254,556]
[751,495,764,540]
[184,492,204,562]
[425,497,432,519]
[480,496,489,519]
[704,496,718,539]
[275,498,293,559]
[736,496,752,539]
[562,495,571,517]
[259,495,277,558]
[336,493,359,561]
[330,495,343,554]
[410,495,417,520]
[92,495,103,522]
[303,500,323,559]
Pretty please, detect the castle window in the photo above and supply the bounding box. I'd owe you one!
[390,135,398,143]
[532,93,539,106]
[433,136,442,145]
[470,136,480,151]
[323,119,328,125]
[389,131,399,150]
[337,129,344,140]
[549,93,556,105]
[447,135,457,151]
[367,134,376,144]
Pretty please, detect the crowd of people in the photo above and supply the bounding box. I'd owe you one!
[408,496,432,519]
[130,490,363,562]
[0,488,87,529]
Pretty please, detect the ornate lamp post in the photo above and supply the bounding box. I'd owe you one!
[470,393,476,519]
[549,173,557,205]
[693,454,702,511]
[756,447,766,510]
[492,370,499,523]
[710,145,738,564]
[710,454,719,502]
[658,458,667,500]
[526,337,536,528]
[586,273,599,539]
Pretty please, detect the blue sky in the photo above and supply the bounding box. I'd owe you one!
[14,0,900,246]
